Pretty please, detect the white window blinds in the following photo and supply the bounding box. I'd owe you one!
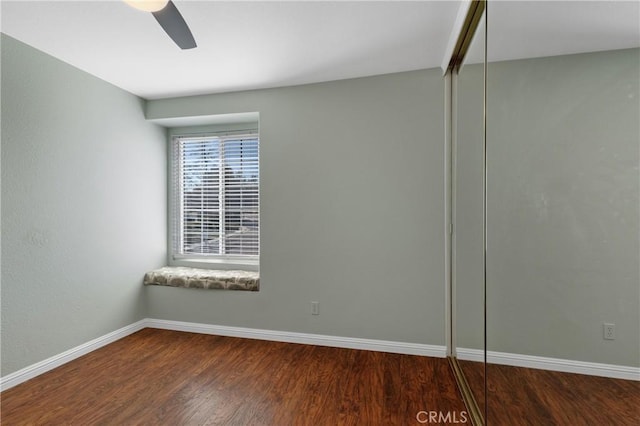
[172,134,259,259]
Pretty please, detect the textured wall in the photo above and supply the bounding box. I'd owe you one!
[1,35,167,375]
[455,48,639,367]
[487,48,639,367]
[146,69,448,346]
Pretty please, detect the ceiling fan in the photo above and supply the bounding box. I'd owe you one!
[124,0,197,50]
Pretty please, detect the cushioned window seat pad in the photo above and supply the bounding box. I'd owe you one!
[144,266,259,291]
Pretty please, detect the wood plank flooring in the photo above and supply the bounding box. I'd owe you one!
[459,360,640,426]
[4,329,638,425]
[1,329,466,425]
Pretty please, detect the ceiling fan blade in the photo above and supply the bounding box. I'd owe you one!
[152,1,196,49]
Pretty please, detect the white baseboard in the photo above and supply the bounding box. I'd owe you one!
[145,318,447,358]
[0,319,445,392]
[4,321,637,392]
[456,347,640,381]
[0,320,147,392]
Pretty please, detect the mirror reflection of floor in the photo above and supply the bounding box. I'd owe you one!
[459,360,640,425]
[458,360,486,419]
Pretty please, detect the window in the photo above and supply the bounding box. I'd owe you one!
[171,133,259,264]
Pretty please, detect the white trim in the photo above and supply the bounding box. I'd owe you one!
[457,348,640,381]
[145,318,447,358]
[455,347,484,362]
[170,257,259,272]
[4,320,637,393]
[0,320,147,392]
[169,132,260,266]
[0,318,444,393]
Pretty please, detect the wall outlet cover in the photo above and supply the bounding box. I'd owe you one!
[603,323,615,340]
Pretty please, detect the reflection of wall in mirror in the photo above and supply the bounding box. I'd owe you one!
[456,47,639,368]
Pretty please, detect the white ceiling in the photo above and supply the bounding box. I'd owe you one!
[465,0,640,65]
[2,1,639,100]
[1,0,462,99]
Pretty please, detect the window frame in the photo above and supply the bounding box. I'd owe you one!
[168,125,260,271]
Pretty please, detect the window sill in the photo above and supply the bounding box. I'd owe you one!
[143,266,259,291]
[171,257,259,272]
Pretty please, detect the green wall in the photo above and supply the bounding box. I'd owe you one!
[1,35,167,375]
[455,48,640,367]
[146,69,448,346]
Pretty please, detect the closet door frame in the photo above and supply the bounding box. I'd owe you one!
[444,1,487,425]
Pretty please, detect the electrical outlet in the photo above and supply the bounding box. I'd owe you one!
[603,323,615,340]
[311,301,320,315]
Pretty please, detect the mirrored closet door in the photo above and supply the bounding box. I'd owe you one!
[449,1,639,425]
[484,1,639,424]
[448,1,487,424]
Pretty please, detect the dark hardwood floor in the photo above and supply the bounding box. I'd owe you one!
[459,360,640,426]
[1,329,466,425]
[3,329,638,425]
